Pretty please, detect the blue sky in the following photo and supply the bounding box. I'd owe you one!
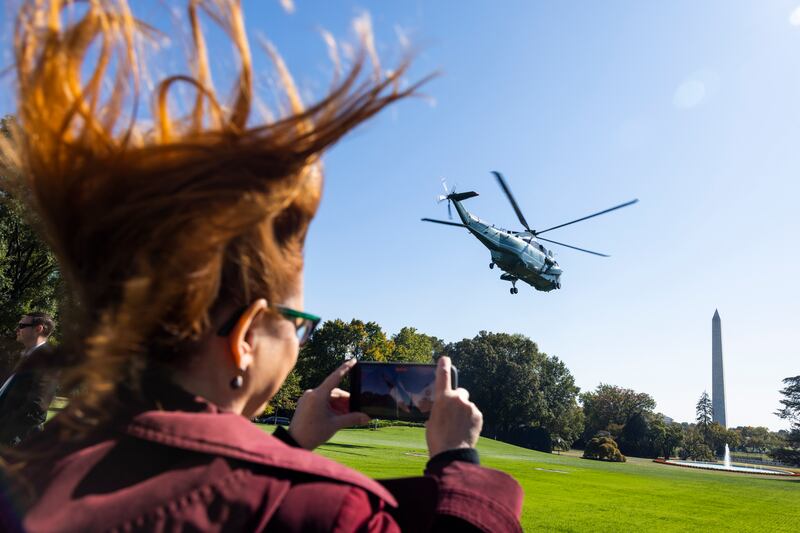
[2,1,799,430]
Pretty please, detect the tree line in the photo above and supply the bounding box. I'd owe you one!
[2,114,798,465]
[286,319,584,451]
[272,317,799,464]
[572,385,796,465]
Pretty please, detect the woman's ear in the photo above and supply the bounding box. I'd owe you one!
[229,299,269,371]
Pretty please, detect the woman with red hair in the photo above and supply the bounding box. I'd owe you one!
[0,1,523,531]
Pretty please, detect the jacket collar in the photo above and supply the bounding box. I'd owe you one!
[123,377,397,507]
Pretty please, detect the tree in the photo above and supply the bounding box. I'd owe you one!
[390,327,440,363]
[660,423,684,461]
[580,384,656,440]
[538,356,582,446]
[695,391,713,443]
[679,428,715,462]
[706,422,738,456]
[776,376,800,421]
[295,319,394,390]
[444,331,581,450]
[734,426,779,453]
[547,401,584,450]
[264,369,302,417]
[444,332,542,437]
[769,375,800,466]
[619,412,650,457]
[0,116,62,378]
[647,417,667,458]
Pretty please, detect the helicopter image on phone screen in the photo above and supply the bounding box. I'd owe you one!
[422,171,637,294]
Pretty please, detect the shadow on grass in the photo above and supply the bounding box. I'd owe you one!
[324,442,373,450]
[319,442,375,457]
[764,476,800,484]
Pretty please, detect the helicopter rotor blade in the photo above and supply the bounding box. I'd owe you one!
[441,178,449,194]
[447,201,453,220]
[492,171,531,232]
[421,218,467,228]
[536,236,610,257]
[535,199,639,235]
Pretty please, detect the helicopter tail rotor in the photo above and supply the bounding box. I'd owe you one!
[439,179,453,218]
[435,194,453,219]
[435,179,478,220]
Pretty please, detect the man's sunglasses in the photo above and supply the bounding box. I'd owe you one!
[217,305,321,346]
[16,323,34,330]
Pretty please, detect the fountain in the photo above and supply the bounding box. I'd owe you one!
[656,444,797,476]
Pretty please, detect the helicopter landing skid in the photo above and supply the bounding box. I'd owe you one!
[500,273,519,294]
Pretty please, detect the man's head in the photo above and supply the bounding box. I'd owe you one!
[16,312,54,350]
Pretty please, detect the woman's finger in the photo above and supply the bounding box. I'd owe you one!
[434,356,452,398]
[455,387,470,402]
[319,358,357,394]
[334,412,370,429]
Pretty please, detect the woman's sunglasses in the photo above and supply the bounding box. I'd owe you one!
[217,305,321,346]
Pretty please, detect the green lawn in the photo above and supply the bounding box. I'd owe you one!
[256,425,799,532]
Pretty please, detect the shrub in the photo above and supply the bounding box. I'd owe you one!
[583,435,626,462]
[367,419,425,429]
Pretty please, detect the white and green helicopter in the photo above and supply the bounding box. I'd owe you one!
[422,171,637,294]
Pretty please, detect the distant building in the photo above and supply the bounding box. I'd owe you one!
[712,309,727,427]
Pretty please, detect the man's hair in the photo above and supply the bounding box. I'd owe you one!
[23,312,55,338]
[0,0,425,481]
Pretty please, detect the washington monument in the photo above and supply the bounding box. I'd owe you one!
[712,309,727,427]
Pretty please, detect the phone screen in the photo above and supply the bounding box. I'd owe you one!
[350,362,458,422]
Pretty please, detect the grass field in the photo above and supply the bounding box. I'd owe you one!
[256,425,799,532]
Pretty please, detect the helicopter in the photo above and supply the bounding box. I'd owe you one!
[421,171,637,294]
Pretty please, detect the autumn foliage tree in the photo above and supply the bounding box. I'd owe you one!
[295,319,394,390]
[390,327,443,363]
[264,370,302,417]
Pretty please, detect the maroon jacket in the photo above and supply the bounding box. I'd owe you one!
[12,382,523,532]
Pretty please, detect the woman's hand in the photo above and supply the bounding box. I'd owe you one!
[288,358,370,450]
[425,356,483,457]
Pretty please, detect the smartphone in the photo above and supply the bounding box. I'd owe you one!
[349,361,458,422]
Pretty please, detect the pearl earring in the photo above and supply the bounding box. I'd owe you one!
[230,375,243,390]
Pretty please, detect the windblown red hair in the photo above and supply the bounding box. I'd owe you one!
[0,0,426,467]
